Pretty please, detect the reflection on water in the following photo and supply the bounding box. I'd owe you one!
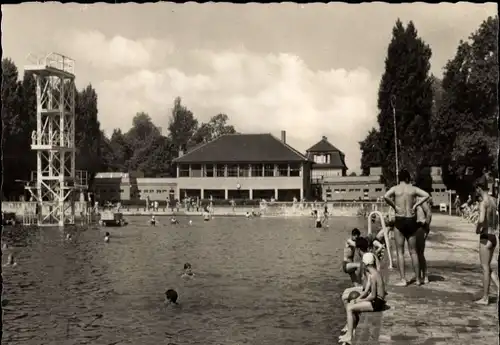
[2,216,366,345]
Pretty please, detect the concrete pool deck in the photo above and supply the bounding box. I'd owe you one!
[353,214,499,345]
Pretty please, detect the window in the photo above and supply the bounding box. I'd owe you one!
[441,189,446,193]
[239,164,250,177]
[326,188,332,199]
[150,189,154,193]
[157,190,162,193]
[363,189,369,193]
[375,188,382,192]
[216,164,225,177]
[227,164,238,177]
[179,164,190,177]
[348,189,354,192]
[289,164,301,177]
[264,164,275,177]
[120,189,124,193]
[251,164,263,177]
[190,164,202,177]
[340,189,346,193]
[204,164,214,177]
[334,189,340,193]
[355,189,361,192]
[277,164,288,177]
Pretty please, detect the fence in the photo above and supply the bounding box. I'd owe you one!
[2,201,391,217]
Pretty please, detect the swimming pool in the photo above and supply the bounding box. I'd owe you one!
[2,216,367,345]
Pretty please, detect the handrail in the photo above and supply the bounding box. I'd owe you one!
[367,210,394,269]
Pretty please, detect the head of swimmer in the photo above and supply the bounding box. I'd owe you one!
[165,289,178,304]
[355,237,370,254]
[399,169,411,184]
[184,262,192,274]
[351,228,361,241]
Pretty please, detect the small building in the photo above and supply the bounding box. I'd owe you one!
[136,177,177,202]
[172,131,311,201]
[321,167,385,201]
[430,166,450,205]
[94,172,141,202]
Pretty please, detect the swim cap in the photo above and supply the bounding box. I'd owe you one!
[362,252,375,266]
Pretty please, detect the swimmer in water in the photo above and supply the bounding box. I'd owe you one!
[473,177,500,305]
[203,206,211,221]
[181,262,194,279]
[383,168,430,286]
[313,210,322,228]
[149,215,158,226]
[104,232,110,243]
[165,289,178,305]
[170,217,179,224]
[66,233,72,241]
[322,204,329,227]
[2,244,16,267]
[343,228,362,286]
[189,220,193,225]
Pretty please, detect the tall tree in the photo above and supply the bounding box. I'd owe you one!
[108,129,132,171]
[433,16,498,197]
[75,84,103,183]
[359,128,383,176]
[189,113,237,148]
[1,58,26,199]
[372,19,434,186]
[167,97,198,153]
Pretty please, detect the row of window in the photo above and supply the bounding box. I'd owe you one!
[326,188,383,194]
[178,164,302,178]
[99,189,124,193]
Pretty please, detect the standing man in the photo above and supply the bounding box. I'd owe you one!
[383,169,430,286]
[473,176,499,305]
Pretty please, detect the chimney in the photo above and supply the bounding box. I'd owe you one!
[178,149,184,158]
[322,135,327,141]
[281,130,286,144]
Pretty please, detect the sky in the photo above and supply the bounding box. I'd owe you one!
[2,2,497,173]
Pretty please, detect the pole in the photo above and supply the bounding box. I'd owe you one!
[391,95,399,184]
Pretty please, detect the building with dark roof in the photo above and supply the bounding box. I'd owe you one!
[306,136,348,180]
[172,131,311,201]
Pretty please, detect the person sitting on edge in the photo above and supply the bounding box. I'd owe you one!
[473,176,500,305]
[104,232,110,243]
[170,217,179,224]
[383,168,430,286]
[338,253,387,345]
[342,228,362,286]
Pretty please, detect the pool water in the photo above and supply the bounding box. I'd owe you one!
[2,216,367,345]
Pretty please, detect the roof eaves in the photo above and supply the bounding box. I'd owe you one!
[172,135,226,163]
[269,134,309,161]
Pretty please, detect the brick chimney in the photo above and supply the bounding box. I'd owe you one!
[178,149,184,158]
[281,130,286,144]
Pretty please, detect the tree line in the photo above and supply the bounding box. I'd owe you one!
[359,16,498,199]
[1,59,236,200]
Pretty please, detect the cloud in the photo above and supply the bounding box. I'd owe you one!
[73,32,378,172]
[61,30,175,69]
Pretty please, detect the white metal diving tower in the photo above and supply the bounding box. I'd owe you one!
[24,52,88,227]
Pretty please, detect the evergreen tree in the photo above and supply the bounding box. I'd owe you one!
[361,20,434,186]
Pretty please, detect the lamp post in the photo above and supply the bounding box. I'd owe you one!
[390,95,399,184]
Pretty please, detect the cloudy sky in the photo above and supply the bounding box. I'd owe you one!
[2,2,497,172]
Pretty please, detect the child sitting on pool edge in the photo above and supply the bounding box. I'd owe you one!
[339,253,387,345]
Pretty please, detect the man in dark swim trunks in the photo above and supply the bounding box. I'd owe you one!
[473,177,499,305]
[384,169,430,286]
